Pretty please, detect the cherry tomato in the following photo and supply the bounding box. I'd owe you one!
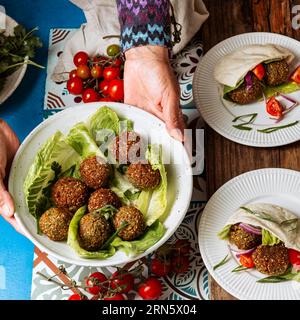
[252,63,265,81]
[288,249,300,265]
[85,272,108,295]
[151,258,171,277]
[73,51,89,67]
[113,58,123,67]
[69,69,78,79]
[110,271,134,293]
[77,65,91,80]
[266,96,284,118]
[99,80,110,96]
[239,254,255,268]
[103,66,120,81]
[138,278,162,300]
[99,97,114,102]
[67,77,83,95]
[103,293,125,300]
[174,239,191,255]
[290,65,300,84]
[171,255,190,273]
[91,65,103,78]
[68,293,87,300]
[108,79,124,101]
[107,44,120,57]
[82,88,99,103]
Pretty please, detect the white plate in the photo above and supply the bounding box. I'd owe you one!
[0,15,27,105]
[9,102,193,267]
[198,168,300,300]
[193,32,300,147]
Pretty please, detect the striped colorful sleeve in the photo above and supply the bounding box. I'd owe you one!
[116,0,172,52]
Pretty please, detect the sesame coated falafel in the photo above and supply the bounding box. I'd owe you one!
[265,60,289,86]
[88,188,122,213]
[113,206,146,241]
[252,244,290,276]
[39,207,72,241]
[229,224,262,250]
[78,212,112,251]
[80,156,112,189]
[126,162,161,190]
[51,177,89,213]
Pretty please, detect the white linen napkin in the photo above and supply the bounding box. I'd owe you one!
[51,0,209,82]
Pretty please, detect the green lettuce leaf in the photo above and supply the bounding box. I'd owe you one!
[66,122,104,159]
[24,131,80,218]
[67,206,116,259]
[111,220,166,256]
[262,229,281,246]
[137,145,167,226]
[218,224,232,240]
[263,81,300,98]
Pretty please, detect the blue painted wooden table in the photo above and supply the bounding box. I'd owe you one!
[0,0,84,300]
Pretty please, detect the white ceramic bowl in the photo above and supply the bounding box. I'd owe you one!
[9,103,193,267]
[0,15,27,105]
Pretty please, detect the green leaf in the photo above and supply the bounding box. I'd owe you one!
[262,229,281,246]
[217,224,232,240]
[263,81,300,98]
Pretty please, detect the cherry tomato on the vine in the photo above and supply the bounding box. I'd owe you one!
[103,66,120,81]
[110,271,134,293]
[103,293,125,300]
[91,65,103,78]
[69,69,78,79]
[108,79,124,101]
[113,58,123,67]
[77,65,91,80]
[99,80,110,96]
[107,44,120,57]
[138,278,162,300]
[82,88,99,103]
[68,293,87,300]
[73,51,89,67]
[67,77,83,95]
[85,272,108,295]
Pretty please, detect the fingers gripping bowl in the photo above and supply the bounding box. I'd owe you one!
[9,103,193,267]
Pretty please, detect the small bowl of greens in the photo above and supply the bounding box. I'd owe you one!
[9,103,193,267]
[0,15,43,104]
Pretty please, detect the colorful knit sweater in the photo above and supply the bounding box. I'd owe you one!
[116,0,172,52]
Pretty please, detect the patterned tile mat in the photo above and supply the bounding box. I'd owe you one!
[31,29,209,300]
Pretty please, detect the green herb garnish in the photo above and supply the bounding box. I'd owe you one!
[232,113,258,131]
[92,205,118,220]
[257,272,299,283]
[101,221,128,250]
[240,206,278,223]
[257,121,299,133]
[213,254,231,271]
[280,218,298,226]
[231,265,251,273]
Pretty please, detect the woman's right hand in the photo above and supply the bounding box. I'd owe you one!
[0,119,22,232]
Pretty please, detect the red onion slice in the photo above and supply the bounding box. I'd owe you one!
[245,72,253,91]
[277,92,298,106]
[239,223,262,235]
[228,245,256,258]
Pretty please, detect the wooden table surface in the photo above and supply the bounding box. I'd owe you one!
[200,0,300,300]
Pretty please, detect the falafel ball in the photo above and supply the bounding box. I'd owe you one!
[229,224,262,250]
[80,156,112,189]
[51,177,89,213]
[126,162,161,190]
[78,212,112,251]
[88,188,122,212]
[110,131,145,164]
[265,60,289,86]
[39,207,72,241]
[228,74,262,105]
[252,244,290,276]
[113,206,146,241]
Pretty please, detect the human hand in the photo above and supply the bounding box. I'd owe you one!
[124,46,185,141]
[0,120,21,232]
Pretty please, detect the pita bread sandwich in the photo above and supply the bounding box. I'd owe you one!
[214,44,296,105]
[218,203,300,280]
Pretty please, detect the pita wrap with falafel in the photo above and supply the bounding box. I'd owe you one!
[218,203,300,252]
[214,44,295,88]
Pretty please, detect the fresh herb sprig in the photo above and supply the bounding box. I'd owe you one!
[231,265,251,273]
[240,206,278,223]
[213,254,231,271]
[257,121,299,133]
[232,113,258,131]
